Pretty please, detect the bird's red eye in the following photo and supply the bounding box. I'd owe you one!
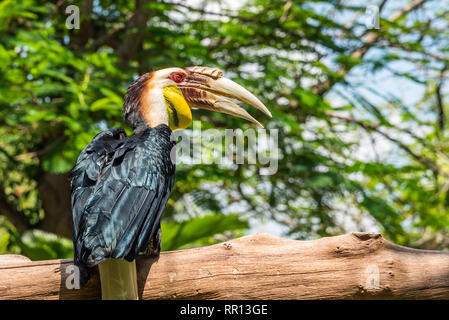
[170,72,185,83]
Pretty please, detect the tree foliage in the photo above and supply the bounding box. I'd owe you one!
[0,0,448,259]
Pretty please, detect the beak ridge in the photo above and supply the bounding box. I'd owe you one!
[179,66,271,126]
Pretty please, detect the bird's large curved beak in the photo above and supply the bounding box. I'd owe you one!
[178,66,271,128]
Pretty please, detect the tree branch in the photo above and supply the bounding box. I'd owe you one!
[73,0,93,49]
[1,232,449,299]
[327,112,440,174]
[89,11,135,52]
[116,0,155,64]
[312,0,428,96]
[436,64,447,130]
[161,1,258,22]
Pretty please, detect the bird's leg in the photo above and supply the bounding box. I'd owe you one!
[147,226,162,256]
[98,259,139,300]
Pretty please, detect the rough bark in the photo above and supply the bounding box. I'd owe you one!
[1,232,448,300]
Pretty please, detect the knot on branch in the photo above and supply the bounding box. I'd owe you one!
[352,232,382,241]
[333,233,385,257]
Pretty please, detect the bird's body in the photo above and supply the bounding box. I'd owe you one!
[70,66,270,299]
[70,124,175,287]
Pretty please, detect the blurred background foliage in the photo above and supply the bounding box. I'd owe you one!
[0,0,448,260]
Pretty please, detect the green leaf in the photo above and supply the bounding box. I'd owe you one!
[161,214,249,251]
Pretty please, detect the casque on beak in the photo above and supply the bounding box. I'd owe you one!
[178,66,271,128]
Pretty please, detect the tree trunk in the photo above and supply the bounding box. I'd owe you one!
[37,172,72,239]
[1,232,448,300]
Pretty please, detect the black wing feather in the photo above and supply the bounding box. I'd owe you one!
[70,125,175,286]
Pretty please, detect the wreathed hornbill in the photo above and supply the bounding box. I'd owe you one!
[70,66,271,299]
